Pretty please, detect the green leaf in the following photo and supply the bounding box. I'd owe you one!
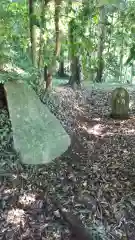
[93,15,99,24]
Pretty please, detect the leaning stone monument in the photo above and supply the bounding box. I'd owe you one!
[5,80,70,165]
[110,87,129,119]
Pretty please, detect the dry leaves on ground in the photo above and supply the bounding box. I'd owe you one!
[0,85,135,239]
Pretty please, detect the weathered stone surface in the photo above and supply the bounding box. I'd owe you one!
[111,87,129,119]
[5,80,70,165]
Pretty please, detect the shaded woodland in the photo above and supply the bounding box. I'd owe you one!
[0,0,135,239]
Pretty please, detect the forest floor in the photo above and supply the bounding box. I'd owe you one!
[0,84,135,239]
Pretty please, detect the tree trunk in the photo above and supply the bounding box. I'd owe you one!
[68,18,81,88]
[28,0,37,67]
[45,73,52,92]
[38,0,47,69]
[58,60,65,77]
[119,20,124,82]
[43,66,52,93]
[38,33,43,69]
[54,0,62,57]
[95,6,106,82]
[130,62,134,84]
[69,56,81,87]
[37,0,52,92]
[44,0,62,92]
[44,65,48,82]
[57,47,68,78]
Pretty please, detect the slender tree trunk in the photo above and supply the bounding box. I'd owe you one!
[29,0,37,67]
[44,65,48,82]
[37,0,52,92]
[95,6,106,82]
[68,19,81,88]
[38,0,47,69]
[130,63,134,84]
[54,0,62,57]
[119,21,124,82]
[57,47,69,78]
[69,56,81,87]
[29,0,34,62]
[107,13,114,55]
[38,34,43,69]
[44,0,62,92]
[58,61,65,77]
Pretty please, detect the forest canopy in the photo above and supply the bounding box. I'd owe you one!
[1,0,135,88]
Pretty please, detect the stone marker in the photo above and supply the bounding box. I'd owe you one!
[110,87,129,119]
[5,80,70,165]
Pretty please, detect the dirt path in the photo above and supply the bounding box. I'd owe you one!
[0,86,135,239]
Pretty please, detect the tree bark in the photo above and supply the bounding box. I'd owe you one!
[68,19,81,88]
[44,0,62,92]
[45,73,52,91]
[58,60,65,77]
[69,56,81,87]
[44,65,48,82]
[38,0,48,69]
[95,6,106,82]
[28,0,37,67]
[119,18,124,82]
[54,0,62,57]
[37,0,52,91]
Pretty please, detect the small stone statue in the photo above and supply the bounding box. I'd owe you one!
[110,87,129,119]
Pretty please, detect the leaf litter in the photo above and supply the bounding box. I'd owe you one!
[0,85,135,239]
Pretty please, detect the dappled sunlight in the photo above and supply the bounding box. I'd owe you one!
[1,0,135,238]
[101,129,135,137]
[4,63,26,75]
[123,128,135,135]
[6,208,25,226]
[102,124,135,136]
[1,83,135,239]
[13,66,25,75]
[19,193,36,206]
[3,188,13,194]
[129,100,135,109]
[83,123,105,136]
[93,117,101,121]
[81,117,135,137]
[74,104,84,113]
